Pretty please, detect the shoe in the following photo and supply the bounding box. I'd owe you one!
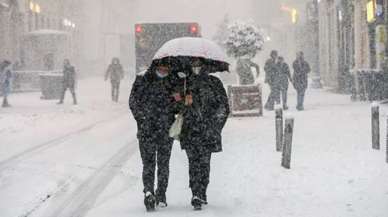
[144,191,156,212]
[191,196,204,210]
[57,101,63,105]
[296,106,304,111]
[200,194,208,205]
[156,191,167,208]
[283,105,289,110]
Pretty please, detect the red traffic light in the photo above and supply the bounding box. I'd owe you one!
[135,25,142,33]
[190,24,198,34]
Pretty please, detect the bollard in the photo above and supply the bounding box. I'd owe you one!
[386,118,388,164]
[282,117,294,169]
[371,103,380,150]
[275,106,283,152]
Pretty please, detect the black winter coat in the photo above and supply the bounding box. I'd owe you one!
[129,70,176,141]
[179,71,230,153]
[264,58,278,86]
[277,62,291,88]
[292,59,311,91]
[62,65,76,88]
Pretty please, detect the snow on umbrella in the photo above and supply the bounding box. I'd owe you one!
[153,37,229,72]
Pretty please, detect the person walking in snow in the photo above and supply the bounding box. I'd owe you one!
[276,56,292,110]
[264,50,280,110]
[292,51,311,111]
[58,59,77,105]
[129,62,176,211]
[105,57,124,102]
[173,58,230,210]
[0,60,12,108]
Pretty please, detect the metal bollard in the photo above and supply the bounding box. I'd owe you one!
[282,117,294,169]
[371,103,380,150]
[275,106,283,152]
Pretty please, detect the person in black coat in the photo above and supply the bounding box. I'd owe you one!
[264,50,280,110]
[129,63,176,211]
[173,59,230,210]
[292,52,311,111]
[0,60,12,107]
[58,59,77,105]
[277,56,292,110]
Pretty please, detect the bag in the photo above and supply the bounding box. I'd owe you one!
[169,113,184,140]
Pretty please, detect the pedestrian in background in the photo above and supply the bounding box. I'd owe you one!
[264,50,280,110]
[0,60,12,108]
[277,56,291,110]
[292,52,311,111]
[58,59,77,105]
[105,57,124,102]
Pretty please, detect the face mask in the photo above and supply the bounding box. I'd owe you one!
[193,67,202,75]
[156,70,168,78]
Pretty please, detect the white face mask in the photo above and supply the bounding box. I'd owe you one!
[156,70,168,78]
[192,67,202,75]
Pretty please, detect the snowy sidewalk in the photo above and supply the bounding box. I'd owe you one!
[85,87,388,217]
[0,78,387,217]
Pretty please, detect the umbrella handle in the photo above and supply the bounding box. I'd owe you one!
[184,78,187,96]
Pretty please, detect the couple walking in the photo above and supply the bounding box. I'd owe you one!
[264,51,311,111]
[129,58,230,211]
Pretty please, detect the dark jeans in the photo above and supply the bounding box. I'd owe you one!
[60,85,77,104]
[296,89,306,109]
[139,137,173,194]
[111,81,120,102]
[186,144,212,197]
[265,85,280,109]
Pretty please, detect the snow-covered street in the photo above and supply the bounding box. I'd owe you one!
[0,77,387,217]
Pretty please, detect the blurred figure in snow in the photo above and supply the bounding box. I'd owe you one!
[276,56,292,110]
[58,59,77,105]
[105,57,124,102]
[264,50,280,110]
[292,52,311,111]
[0,60,12,108]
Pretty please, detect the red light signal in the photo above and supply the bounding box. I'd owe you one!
[190,24,198,34]
[135,25,142,33]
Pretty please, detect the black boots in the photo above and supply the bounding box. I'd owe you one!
[144,191,156,212]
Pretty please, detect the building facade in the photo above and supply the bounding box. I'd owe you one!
[0,0,83,71]
[318,0,388,91]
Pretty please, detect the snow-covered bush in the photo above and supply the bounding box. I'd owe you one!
[224,20,264,59]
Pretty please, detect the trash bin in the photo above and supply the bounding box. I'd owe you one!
[40,73,63,100]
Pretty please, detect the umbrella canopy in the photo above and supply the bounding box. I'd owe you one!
[153,37,229,72]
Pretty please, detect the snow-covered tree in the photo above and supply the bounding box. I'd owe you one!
[224,20,264,59]
[224,20,264,85]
